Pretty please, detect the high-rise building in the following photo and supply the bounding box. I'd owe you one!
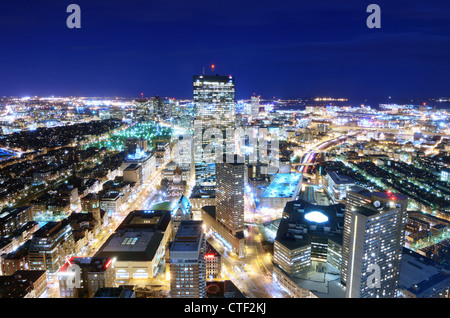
[193,73,236,182]
[193,74,235,126]
[341,186,372,286]
[169,220,206,298]
[250,95,260,120]
[153,95,170,120]
[215,154,245,235]
[344,192,408,298]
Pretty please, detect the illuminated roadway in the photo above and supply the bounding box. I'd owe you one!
[207,226,288,298]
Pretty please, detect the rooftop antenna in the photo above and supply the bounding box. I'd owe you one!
[202,67,205,75]
[211,64,215,75]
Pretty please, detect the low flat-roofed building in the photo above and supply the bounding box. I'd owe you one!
[0,274,34,298]
[99,191,123,217]
[0,206,33,238]
[1,240,31,276]
[399,248,450,298]
[123,147,156,183]
[259,173,302,210]
[123,163,143,186]
[272,199,346,297]
[12,270,47,298]
[325,172,355,202]
[95,229,167,284]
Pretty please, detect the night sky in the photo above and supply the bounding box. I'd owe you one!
[1,0,449,103]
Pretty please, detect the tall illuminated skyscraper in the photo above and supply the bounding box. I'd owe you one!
[341,187,372,286]
[215,154,245,236]
[169,220,206,298]
[193,74,235,126]
[344,192,407,298]
[250,95,260,120]
[193,73,236,182]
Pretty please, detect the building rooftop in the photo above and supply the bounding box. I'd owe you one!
[281,262,346,298]
[372,191,408,201]
[100,191,121,200]
[124,163,141,171]
[399,248,450,297]
[58,257,113,274]
[277,199,345,250]
[190,185,215,199]
[96,230,164,262]
[0,206,31,221]
[327,171,354,185]
[149,201,173,212]
[261,173,302,198]
[116,209,171,232]
[171,221,203,253]
[347,185,372,198]
[12,270,46,283]
[32,219,69,238]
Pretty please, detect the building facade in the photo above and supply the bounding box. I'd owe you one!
[169,220,207,298]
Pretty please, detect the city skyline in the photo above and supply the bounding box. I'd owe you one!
[0,0,449,103]
[0,0,449,303]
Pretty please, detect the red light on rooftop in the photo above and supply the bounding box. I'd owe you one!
[205,254,215,259]
[66,256,74,266]
[105,259,112,269]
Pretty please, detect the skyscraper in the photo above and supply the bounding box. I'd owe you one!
[169,220,207,298]
[344,192,407,298]
[193,73,236,182]
[193,74,235,126]
[341,186,372,286]
[250,95,260,121]
[215,154,245,236]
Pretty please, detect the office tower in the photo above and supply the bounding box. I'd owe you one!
[250,95,260,120]
[215,154,245,235]
[345,192,408,298]
[169,220,206,298]
[153,95,170,120]
[135,98,153,119]
[193,74,235,126]
[341,186,372,286]
[57,257,115,298]
[193,74,236,182]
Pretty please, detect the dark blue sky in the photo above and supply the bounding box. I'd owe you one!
[1,0,449,102]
